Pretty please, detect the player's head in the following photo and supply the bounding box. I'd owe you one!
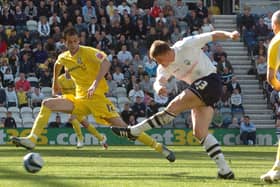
[63,27,80,53]
[271,10,280,34]
[149,40,174,67]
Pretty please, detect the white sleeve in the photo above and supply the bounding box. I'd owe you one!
[153,65,171,94]
[180,33,213,49]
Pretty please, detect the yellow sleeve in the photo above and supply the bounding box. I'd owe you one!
[268,37,280,70]
[91,48,107,64]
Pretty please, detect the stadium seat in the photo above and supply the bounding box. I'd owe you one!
[20,107,33,119]
[41,87,52,98]
[108,96,118,106]
[173,117,186,128]
[158,107,165,112]
[27,76,39,87]
[113,87,127,98]
[8,106,20,119]
[14,117,22,127]
[0,107,7,118]
[58,112,70,123]
[87,115,96,124]
[22,117,34,128]
[48,112,59,123]
[33,107,41,119]
[136,117,147,123]
[117,96,130,111]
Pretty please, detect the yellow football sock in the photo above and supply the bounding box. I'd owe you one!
[86,124,104,142]
[137,132,163,153]
[28,105,52,143]
[71,119,83,141]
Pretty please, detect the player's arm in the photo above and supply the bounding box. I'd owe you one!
[267,42,280,90]
[153,66,171,96]
[88,57,111,98]
[211,30,240,41]
[52,62,64,96]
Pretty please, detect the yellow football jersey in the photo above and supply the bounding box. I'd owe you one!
[56,46,109,98]
[57,74,76,95]
[268,33,280,70]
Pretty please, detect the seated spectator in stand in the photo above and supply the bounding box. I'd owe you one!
[228,117,240,128]
[220,67,233,86]
[201,17,215,33]
[255,17,269,41]
[227,75,242,94]
[0,117,5,128]
[48,114,63,128]
[39,70,52,87]
[186,10,202,35]
[217,53,233,74]
[132,96,146,118]
[128,83,144,102]
[213,43,227,63]
[0,88,6,107]
[15,73,31,93]
[4,111,17,128]
[30,86,44,107]
[17,87,28,108]
[230,88,244,115]
[154,92,168,107]
[240,115,256,145]
[121,102,133,124]
[139,74,153,96]
[256,55,267,88]
[5,84,18,107]
[211,108,223,128]
[112,66,125,87]
[146,99,159,117]
[128,114,137,126]
[106,73,118,97]
[3,68,14,87]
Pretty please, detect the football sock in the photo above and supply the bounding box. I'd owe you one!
[201,134,231,174]
[71,119,84,141]
[28,105,52,143]
[86,123,104,142]
[137,132,163,154]
[131,110,176,136]
[276,128,280,141]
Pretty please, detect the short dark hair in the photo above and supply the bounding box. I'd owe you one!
[244,115,250,119]
[63,27,78,39]
[149,40,171,60]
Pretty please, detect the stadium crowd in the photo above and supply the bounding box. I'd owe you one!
[0,0,273,135]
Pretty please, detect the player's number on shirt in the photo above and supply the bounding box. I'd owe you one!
[194,80,208,90]
[106,104,115,112]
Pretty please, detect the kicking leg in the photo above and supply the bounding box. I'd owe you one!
[192,106,234,179]
[109,117,175,162]
[10,98,74,149]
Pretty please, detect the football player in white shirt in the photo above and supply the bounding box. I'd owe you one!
[112,30,240,179]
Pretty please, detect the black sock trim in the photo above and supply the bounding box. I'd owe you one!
[147,119,155,128]
[209,150,222,158]
[206,143,219,153]
[154,115,162,126]
[164,110,176,117]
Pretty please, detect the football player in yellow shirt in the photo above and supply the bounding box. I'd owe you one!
[260,10,280,183]
[10,27,175,162]
[57,70,108,149]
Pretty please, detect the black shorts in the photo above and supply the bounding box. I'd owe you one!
[189,73,222,107]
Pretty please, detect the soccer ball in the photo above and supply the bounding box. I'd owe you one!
[23,152,44,173]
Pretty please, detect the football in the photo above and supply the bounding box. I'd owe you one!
[23,152,44,173]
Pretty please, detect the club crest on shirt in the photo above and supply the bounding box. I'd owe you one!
[96,52,104,60]
[183,59,191,65]
[77,57,82,64]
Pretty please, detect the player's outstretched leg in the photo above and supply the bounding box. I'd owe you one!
[111,110,176,138]
[10,105,52,150]
[201,134,234,179]
[260,141,280,183]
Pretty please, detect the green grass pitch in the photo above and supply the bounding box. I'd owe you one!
[0,145,279,187]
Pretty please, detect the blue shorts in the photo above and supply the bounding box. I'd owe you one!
[189,73,222,107]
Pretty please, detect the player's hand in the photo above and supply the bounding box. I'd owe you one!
[158,87,168,97]
[230,31,240,41]
[87,83,97,98]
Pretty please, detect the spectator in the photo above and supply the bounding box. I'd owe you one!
[220,67,233,86]
[106,0,117,18]
[38,16,50,42]
[201,17,215,33]
[150,0,162,18]
[117,44,133,64]
[74,16,88,34]
[128,83,144,102]
[37,0,49,18]
[142,9,156,30]
[146,99,159,117]
[30,86,45,107]
[230,88,244,115]
[208,0,221,15]
[3,68,14,87]
[211,108,223,128]
[0,117,5,128]
[128,114,137,126]
[14,5,28,32]
[82,0,96,23]
[255,17,269,41]
[48,114,63,128]
[139,74,153,96]
[39,70,52,87]
[227,75,242,94]
[24,0,38,21]
[228,117,240,128]
[117,0,131,15]
[173,0,188,22]
[154,92,168,107]
[17,87,28,108]
[5,84,18,107]
[256,55,267,88]
[131,95,146,118]
[112,66,125,87]
[195,0,208,19]
[240,115,256,145]
[0,7,15,27]
[15,73,31,92]
[187,10,202,35]
[0,88,6,107]
[4,111,17,128]
[217,53,233,74]
[121,102,133,124]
